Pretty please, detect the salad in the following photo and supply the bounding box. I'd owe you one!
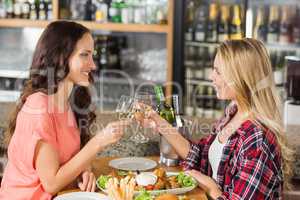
[96,169,197,191]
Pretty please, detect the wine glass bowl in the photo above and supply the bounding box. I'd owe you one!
[115,95,134,120]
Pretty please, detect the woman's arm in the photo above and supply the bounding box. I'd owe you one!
[35,120,129,195]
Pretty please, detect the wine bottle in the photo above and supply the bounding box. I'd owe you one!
[154,85,175,124]
[279,5,293,44]
[22,0,31,19]
[29,0,38,20]
[194,5,206,42]
[13,0,22,18]
[206,3,218,43]
[230,5,243,40]
[45,0,52,20]
[253,6,267,42]
[195,85,204,117]
[39,0,46,20]
[218,4,229,42]
[293,7,300,44]
[5,0,14,18]
[185,0,195,41]
[267,5,280,43]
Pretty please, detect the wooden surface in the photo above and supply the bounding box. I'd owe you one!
[58,156,208,200]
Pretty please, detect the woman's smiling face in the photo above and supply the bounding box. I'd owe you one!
[209,53,236,100]
[67,33,96,87]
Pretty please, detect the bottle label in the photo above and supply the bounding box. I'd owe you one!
[195,32,205,42]
[185,32,193,41]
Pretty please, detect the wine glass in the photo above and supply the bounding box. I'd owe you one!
[115,95,134,120]
[130,92,155,143]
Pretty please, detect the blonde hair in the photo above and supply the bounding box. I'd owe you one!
[217,38,294,190]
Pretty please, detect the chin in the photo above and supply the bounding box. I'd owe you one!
[76,80,90,87]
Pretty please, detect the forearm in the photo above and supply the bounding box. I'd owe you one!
[37,137,103,194]
[54,138,100,187]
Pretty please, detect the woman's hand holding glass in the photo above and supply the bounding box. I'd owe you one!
[95,120,131,147]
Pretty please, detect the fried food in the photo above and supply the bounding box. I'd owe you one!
[153,168,166,178]
[107,177,136,200]
[155,193,179,200]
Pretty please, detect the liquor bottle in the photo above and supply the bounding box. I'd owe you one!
[267,5,280,43]
[195,46,204,79]
[156,0,167,25]
[195,85,204,117]
[97,35,109,71]
[206,3,218,43]
[22,0,31,19]
[279,5,293,44]
[194,5,206,42]
[154,85,175,124]
[293,7,300,44]
[13,0,22,18]
[5,0,14,18]
[0,0,6,18]
[172,95,183,128]
[203,85,214,118]
[109,0,121,22]
[84,0,96,21]
[253,6,267,42]
[218,4,229,42]
[39,0,47,20]
[185,45,195,67]
[29,0,38,20]
[185,0,195,41]
[185,84,195,116]
[230,5,243,40]
[273,51,287,85]
[45,0,52,20]
[203,46,213,80]
[95,0,108,23]
[157,90,179,165]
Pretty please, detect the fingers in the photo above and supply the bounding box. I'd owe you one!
[78,171,97,192]
[86,172,94,192]
[78,171,89,191]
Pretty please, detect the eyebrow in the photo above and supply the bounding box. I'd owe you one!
[82,49,93,53]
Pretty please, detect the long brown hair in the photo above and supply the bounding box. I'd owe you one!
[217,38,294,190]
[5,21,96,148]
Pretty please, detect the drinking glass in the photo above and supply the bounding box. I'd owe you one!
[130,92,155,143]
[115,95,134,120]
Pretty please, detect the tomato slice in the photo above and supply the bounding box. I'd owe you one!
[144,185,154,190]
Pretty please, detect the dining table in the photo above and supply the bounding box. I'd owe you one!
[58,156,208,200]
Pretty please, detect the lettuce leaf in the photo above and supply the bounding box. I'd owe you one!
[97,175,112,189]
[176,172,197,187]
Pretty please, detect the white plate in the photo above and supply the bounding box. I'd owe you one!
[109,157,157,171]
[54,192,109,200]
[97,172,197,196]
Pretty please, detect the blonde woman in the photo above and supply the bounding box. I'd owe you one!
[140,38,293,199]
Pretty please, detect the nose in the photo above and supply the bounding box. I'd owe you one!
[90,59,96,71]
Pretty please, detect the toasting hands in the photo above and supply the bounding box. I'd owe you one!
[95,120,131,146]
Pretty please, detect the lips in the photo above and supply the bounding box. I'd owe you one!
[82,71,90,77]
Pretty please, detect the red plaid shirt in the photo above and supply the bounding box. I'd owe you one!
[182,102,283,200]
